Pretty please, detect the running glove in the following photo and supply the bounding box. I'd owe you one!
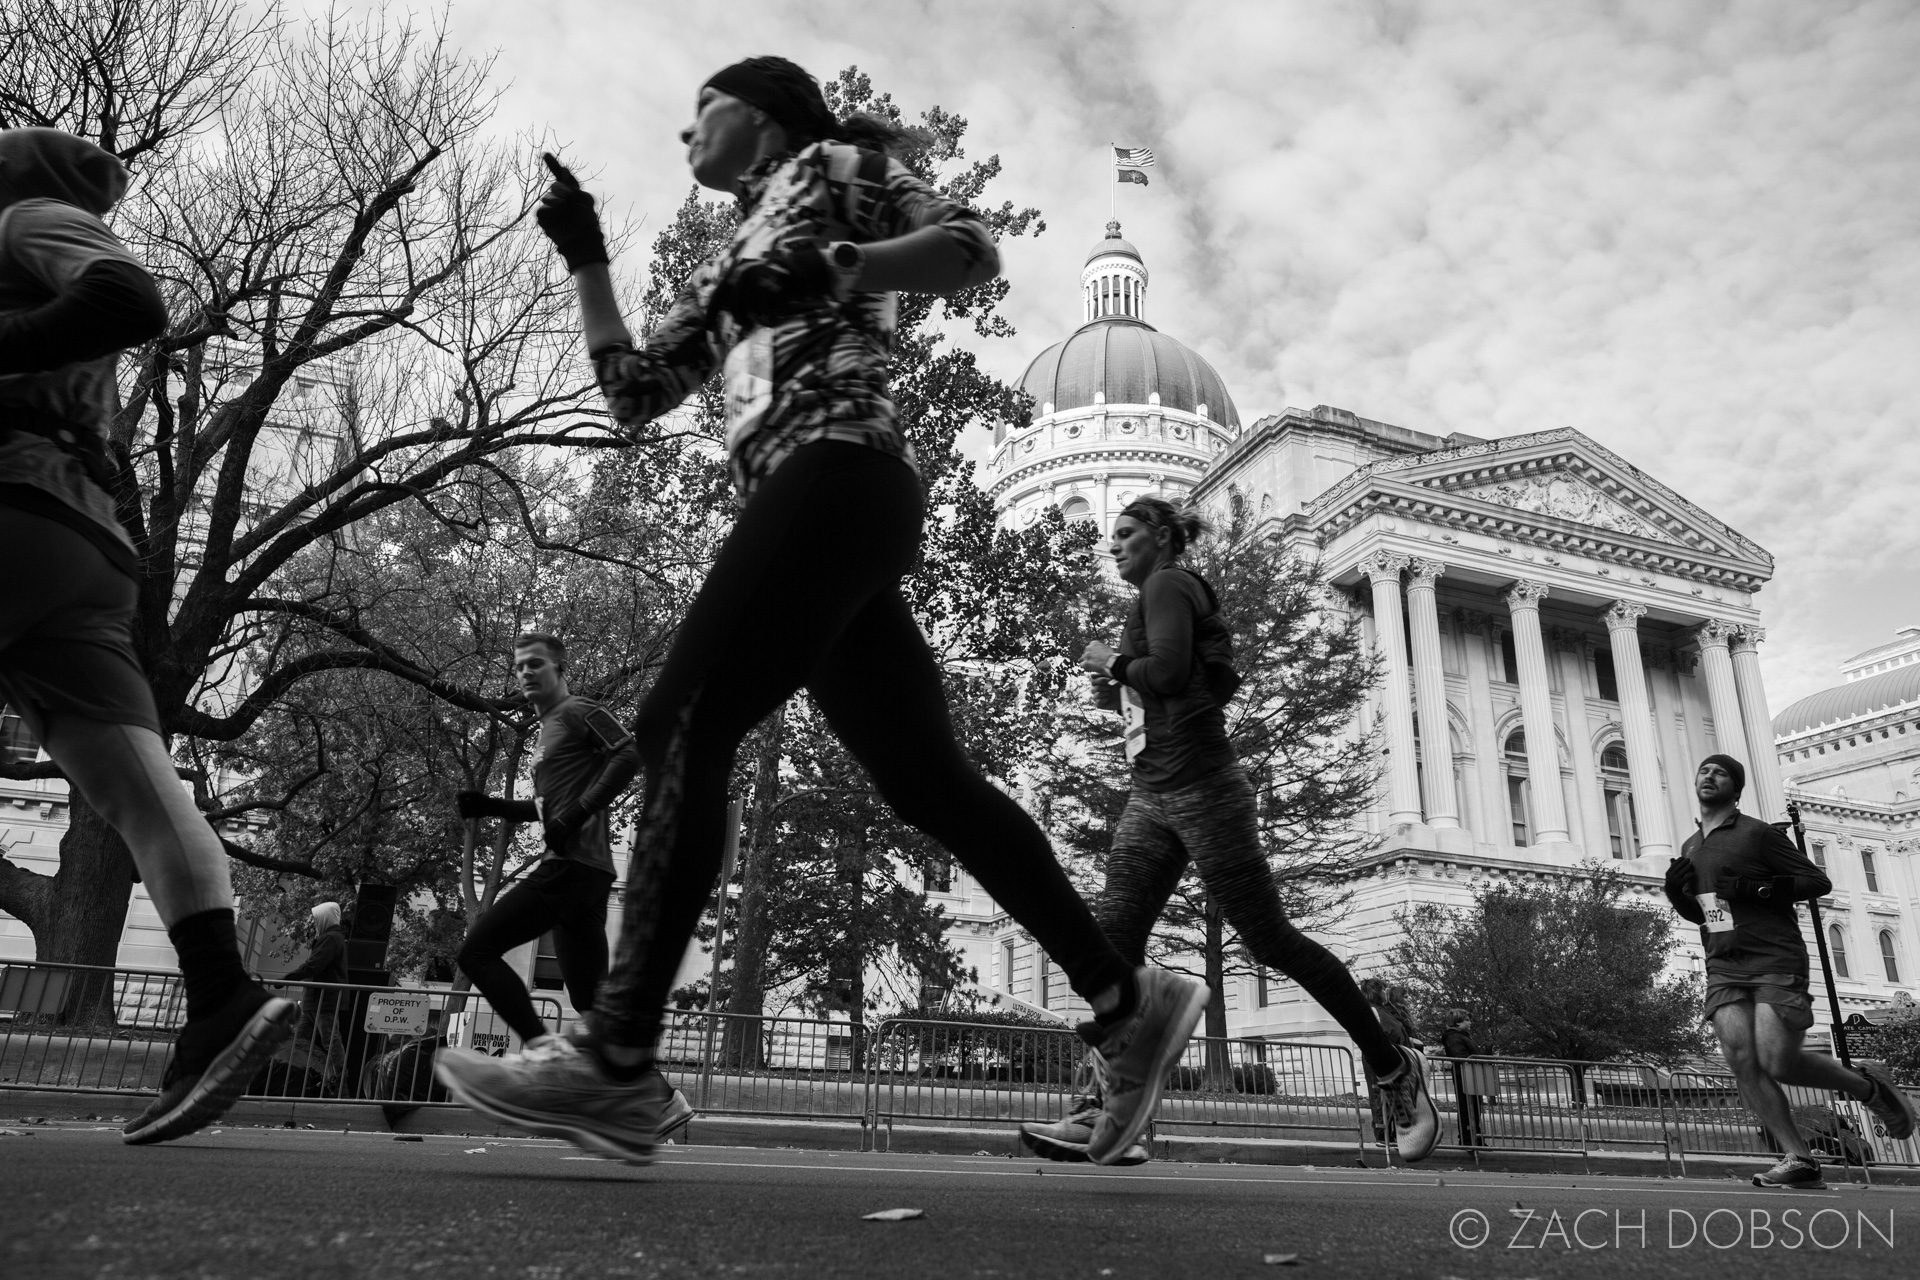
[456,790,539,822]
[1715,871,1797,903]
[1662,857,1704,923]
[542,805,587,853]
[534,167,609,273]
[712,240,837,327]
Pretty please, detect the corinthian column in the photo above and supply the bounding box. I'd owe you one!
[1361,551,1421,825]
[1503,580,1570,843]
[1603,601,1675,858]
[1694,620,1747,763]
[1730,627,1786,822]
[1405,558,1459,828]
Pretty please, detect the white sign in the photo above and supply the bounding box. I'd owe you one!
[364,992,431,1036]
[1696,892,1734,934]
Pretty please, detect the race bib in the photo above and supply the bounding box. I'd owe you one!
[723,329,774,452]
[1696,892,1734,934]
[1122,686,1147,763]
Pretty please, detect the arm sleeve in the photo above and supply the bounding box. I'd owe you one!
[1114,572,1200,696]
[0,258,166,374]
[568,704,640,816]
[590,266,723,432]
[498,798,540,823]
[837,147,999,283]
[1757,824,1832,901]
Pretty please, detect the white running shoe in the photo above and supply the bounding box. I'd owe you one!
[434,1043,674,1164]
[1085,968,1207,1166]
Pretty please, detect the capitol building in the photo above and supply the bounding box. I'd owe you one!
[933,220,1919,1043]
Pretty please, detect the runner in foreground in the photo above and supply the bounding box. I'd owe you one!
[435,57,1205,1166]
[0,128,296,1144]
[1664,755,1914,1188]
[451,632,691,1137]
[1019,499,1439,1164]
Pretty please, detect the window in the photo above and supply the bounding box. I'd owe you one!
[1500,631,1520,684]
[1862,850,1881,894]
[1058,496,1092,521]
[1001,941,1016,991]
[532,932,564,991]
[1594,651,1619,702]
[1881,931,1901,984]
[1599,743,1636,859]
[1504,729,1532,847]
[1036,953,1052,1009]
[926,858,953,894]
[1829,925,1850,979]
[0,705,35,765]
[1256,969,1271,1008]
[1811,841,1827,870]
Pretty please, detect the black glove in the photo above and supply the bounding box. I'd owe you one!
[1663,857,1697,898]
[543,805,587,852]
[457,791,538,822]
[456,789,493,819]
[1716,871,1794,904]
[535,154,608,273]
[711,240,836,328]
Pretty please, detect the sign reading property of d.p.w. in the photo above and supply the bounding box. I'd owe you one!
[364,992,431,1036]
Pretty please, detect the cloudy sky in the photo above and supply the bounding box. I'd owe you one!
[428,0,1918,715]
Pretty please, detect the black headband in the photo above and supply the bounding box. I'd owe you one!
[703,62,837,145]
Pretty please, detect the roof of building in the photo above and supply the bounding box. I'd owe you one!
[1774,662,1920,737]
[1842,626,1920,669]
[1086,227,1141,265]
[1018,316,1241,430]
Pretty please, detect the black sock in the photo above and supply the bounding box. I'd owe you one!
[167,908,251,1020]
[575,1031,652,1082]
[1092,969,1140,1027]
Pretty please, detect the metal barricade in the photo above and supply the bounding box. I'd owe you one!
[654,1010,870,1121]
[1659,1068,1889,1178]
[864,1017,1085,1150]
[1153,1036,1368,1159]
[1422,1055,1676,1173]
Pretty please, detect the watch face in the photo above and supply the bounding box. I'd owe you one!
[831,242,861,269]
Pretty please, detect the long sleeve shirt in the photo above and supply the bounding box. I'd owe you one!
[591,141,998,500]
[1112,567,1236,791]
[1666,810,1831,980]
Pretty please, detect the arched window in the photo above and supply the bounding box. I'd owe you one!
[1598,742,1637,859]
[1881,931,1902,983]
[1058,495,1092,521]
[0,704,36,766]
[1862,849,1881,894]
[1829,925,1850,979]
[1504,729,1532,848]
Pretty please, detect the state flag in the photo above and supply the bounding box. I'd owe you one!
[1116,168,1149,186]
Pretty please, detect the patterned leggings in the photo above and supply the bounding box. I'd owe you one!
[1099,765,1401,1078]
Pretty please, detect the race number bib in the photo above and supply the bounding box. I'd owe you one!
[1696,892,1734,934]
[1121,686,1147,764]
[723,329,774,452]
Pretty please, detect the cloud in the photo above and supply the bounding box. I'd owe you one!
[431,0,1919,710]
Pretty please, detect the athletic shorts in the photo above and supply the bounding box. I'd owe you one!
[0,502,160,736]
[1702,971,1814,1033]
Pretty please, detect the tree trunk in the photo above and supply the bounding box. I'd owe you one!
[1202,899,1232,1088]
[44,791,141,1027]
[723,703,785,1068]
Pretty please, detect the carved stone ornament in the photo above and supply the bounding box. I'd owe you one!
[1407,557,1447,589]
[1604,600,1648,633]
[1503,580,1549,611]
[1695,618,1740,650]
[1457,473,1678,545]
[1452,608,1492,636]
[1357,550,1411,583]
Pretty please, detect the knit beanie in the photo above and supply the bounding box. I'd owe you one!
[1699,753,1746,795]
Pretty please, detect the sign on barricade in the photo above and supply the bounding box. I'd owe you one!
[363,991,432,1036]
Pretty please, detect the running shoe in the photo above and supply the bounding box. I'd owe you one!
[1085,967,1207,1167]
[1857,1061,1916,1140]
[1375,1045,1439,1162]
[1752,1153,1826,1189]
[122,983,298,1145]
[1019,1085,1150,1165]
[434,1042,671,1164]
[656,1084,696,1142]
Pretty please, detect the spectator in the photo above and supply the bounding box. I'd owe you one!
[284,902,348,1063]
[1441,1010,1483,1147]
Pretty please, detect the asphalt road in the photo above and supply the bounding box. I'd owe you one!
[0,1124,1911,1279]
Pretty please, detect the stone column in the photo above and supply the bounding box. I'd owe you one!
[1096,472,1112,534]
[1695,620,1747,762]
[1555,633,1609,854]
[1361,552,1422,825]
[1730,627,1786,822]
[1503,581,1570,843]
[1456,610,1503,842]
[1604,601,1675,858]
[1405,559,1459,828]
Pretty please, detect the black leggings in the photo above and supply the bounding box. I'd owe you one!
[457,858,614,1043]
[593,442,1133,1048]
[1101,766,1401,1079]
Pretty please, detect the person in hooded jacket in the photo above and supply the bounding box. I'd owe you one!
[0,127,297,1145]
[1019,497,1441,1166]
[283,901,349,1061]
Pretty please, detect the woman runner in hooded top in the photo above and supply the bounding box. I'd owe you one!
[1016,497,1440,1164]
[433,57,1206,1167]
[0,128,297,1144]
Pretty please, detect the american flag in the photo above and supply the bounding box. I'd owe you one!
[1113,146,1155,168]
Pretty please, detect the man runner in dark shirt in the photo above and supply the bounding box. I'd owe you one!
[1664,754,1914,1188]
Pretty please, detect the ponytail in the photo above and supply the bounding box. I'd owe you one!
[1118,496,1210,556]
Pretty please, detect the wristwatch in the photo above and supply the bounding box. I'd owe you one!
[825,240,865,298]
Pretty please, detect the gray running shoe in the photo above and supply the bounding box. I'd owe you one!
[1019,1083,1150,1165]
[123,986,297,1145]
[1376,1045,1439,1162]
[1085,967,1207,1166]
[656,1085,695,1142]
[1857,1061,1916,1140]
[434,1042,672,1164]
[1752,1153,1826,1189]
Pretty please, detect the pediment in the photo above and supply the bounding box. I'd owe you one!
[1452,473,1679,545]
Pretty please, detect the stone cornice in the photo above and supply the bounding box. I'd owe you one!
[989,446,1211,499]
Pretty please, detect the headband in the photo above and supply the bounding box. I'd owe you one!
[703,62,837,145]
